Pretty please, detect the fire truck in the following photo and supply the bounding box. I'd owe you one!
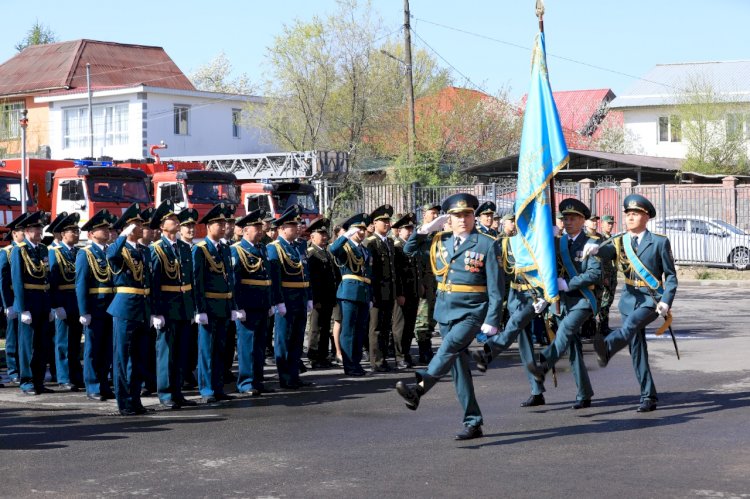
[0,162,35,242]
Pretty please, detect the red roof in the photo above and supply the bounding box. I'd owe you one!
[0,39,195,97]
[414,86,491,113]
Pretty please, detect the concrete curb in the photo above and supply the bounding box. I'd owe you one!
[678,279,750,288]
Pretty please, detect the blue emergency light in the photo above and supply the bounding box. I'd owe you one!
[74,159,114,167]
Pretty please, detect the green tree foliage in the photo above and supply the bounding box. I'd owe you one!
[15,20,57,52]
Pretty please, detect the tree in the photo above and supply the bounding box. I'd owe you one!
[188,52,255,94]
[676,75,749,175]
[15,20,57,52]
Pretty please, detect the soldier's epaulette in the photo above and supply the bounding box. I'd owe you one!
[153,239,164,246]
[17,241,26,247]
[477,232,497,241]
[588,234,601,241]
[2,245,12,253]
[196,240,207,247]
[231,241,242,248]
[365,235,377,241]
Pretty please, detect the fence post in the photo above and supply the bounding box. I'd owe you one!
[722,175,738,226]
[490,182,497,206]
[411,182,419,214]
[660,183,667,228]
[578,178,595,208]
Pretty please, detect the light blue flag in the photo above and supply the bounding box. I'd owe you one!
[513,32,569,303]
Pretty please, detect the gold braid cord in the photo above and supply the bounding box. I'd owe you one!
[271,241,303,276]
[339,242,364,274]
[122,248,144,283]
[21,247,47,279]
[53,248,76,283]
[429,232,450,287]
[84,248,112,283]
[234,244,263,273]
[152,242,180,280]
[199,243,226,277]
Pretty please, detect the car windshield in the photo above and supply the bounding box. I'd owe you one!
[275,191,318,214]
[0,177,29,206]
[186,182,239,204]
[87,177,150,203]
[710,219,747,235]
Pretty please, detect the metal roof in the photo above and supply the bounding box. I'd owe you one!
[611,60,750,109]
[0,39,195,97]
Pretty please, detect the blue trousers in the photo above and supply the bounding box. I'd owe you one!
[417,317,483,428]
[542,307,594,402]
[236,311,268,392]
[274,308,306,386]
[605,306,659,402]
[18,312,51,392]
[198,319,228,397]
[156,320,189,403]
[338,299,369,374]
[481,300,545,396]
[83,316,113,396]
[112,317,147,411]
[54,315,83,386]
[5,316,19,379]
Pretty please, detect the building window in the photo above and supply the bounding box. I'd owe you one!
[726,113,750,139]
[63,102,129,149]
[0,101,24,139]
[658,115,681,143]
[174,105,190,135]
[232,109,241,138]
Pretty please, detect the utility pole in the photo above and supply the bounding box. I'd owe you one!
[403,0,416,164]
[87,63,94,159]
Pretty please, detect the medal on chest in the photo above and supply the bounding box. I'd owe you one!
[464,251,485,272]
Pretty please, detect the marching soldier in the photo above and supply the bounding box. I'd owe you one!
[599,214,618,333]
[414,203,441,364]
[266,206,313,389]
[231,209,280,395]
[527,199,603,409]
[391,213,421,369]
[193,203,241,403]
[475,201,498,237]
[49,213,83,391]
[591,194,678,412]
[76,210,116,401]
[306,217,339,369]
[12,211,54,395]
[396,193,504,440]
[328,213,372,376]
[107,204,153,415]
[177,208,200,388]
[1,212,29,385]
[363,204,398,372]
[149,200,198,409]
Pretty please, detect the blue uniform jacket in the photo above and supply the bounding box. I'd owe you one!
[76,243,114,318]
[0,243,16,310]
[557,233,602,313]
[266,237,311,311]
[49,244,80,315]
[192,238,235,319]
[405,229,505,326]
[150,236,196,321]
[231,239,281,313]
[599,230,678,315]
[328,235,372,304]
[11,240,51,315]
[106,236,152,322]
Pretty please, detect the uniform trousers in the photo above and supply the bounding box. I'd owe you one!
[5,317,19,378]
[112,317,147,411]
[368,299,394,368]
[54,314,83,386]
[392,296,419,363]
[308,304,334,363]
[416,317,482,428]
[18,312,50,392]
[274,308,306,386]
[156,319,189,403]
[236,311,268,392]
[83,316,113,396]
[197,319,228,397]
[338,299,369,374]
[541,306,594,402]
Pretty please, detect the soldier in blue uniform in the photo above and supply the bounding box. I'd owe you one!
[526,199,602,409]
[1,212,29,384]
[149,200,199,409]
[475,201,498,238]
[11,211,53,395]
[266,206,313,389]
[178,208,200,388]
[48,213,83,391]
[139,206,158,397]
[328,213,372,376]
[76,210,116,401]
[107,203,153,415]
[397,193,505,440]
[193,204,241,403]
[591,194,678,412]
[231,209,280,396]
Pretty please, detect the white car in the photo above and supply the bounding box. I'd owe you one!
[647,216,750,270]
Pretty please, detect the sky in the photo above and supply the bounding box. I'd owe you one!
[2,0,749,101]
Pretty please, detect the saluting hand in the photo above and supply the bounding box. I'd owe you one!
[418,214,449,235]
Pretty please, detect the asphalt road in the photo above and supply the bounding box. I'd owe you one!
[1,283,749,498]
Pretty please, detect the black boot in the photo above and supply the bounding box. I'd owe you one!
[526,353,549,382]
[417,341,432,365]
[395,381,424,410]
[471,344,493,373]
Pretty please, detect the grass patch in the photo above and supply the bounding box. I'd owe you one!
[695,270,713,280]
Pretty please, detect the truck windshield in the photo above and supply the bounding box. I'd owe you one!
[0,177,28,205]
[186,182,239,204]
[87,177,150,203]
[275,191,319,215]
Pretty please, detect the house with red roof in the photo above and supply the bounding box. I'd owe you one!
[0,39,272,160]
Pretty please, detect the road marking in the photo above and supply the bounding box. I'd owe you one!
[147,413,222,419]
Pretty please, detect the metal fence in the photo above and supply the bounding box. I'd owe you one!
[316,180,750,270]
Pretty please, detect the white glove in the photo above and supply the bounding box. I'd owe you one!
[151,315,165,329]
[48,310,55,322]
[231,309,246,322]
[480,323,498,337]
[418,214,449,234]
[268,306,276,317]
[557,277,569,292]
[306,300,314,314]
[79,314,91,326]
[582,243,599,259]
[344,226,360,239]
[369,301,373,310]
[21,311,32,324]
[5,306,17,320]
[121,223,137,238]
[533,298,548,315]
[194,312,208,325]
[54,307,67,320]
[276,303,287,317]
[656,301,670,318]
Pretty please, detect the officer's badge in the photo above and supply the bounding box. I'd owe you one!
[464,251,485,272]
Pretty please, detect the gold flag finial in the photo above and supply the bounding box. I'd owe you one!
[536,0,545,18]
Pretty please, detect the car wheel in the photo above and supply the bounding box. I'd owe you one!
[730,247,750,271]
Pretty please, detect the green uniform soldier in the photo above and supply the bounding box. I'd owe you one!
[475,201,498,238]
[391,213,421,369]
[306,217,339,368]
[599,214,618,333]
[414,202,441,363]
